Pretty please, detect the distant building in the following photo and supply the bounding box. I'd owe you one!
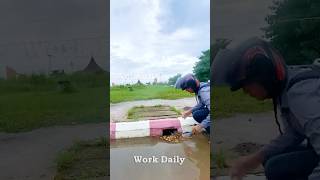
[6,66,18,79]
[81,56,105,73]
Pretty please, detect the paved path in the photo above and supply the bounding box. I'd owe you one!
[212,112,279,151]
[0,123,106,180]
[212,112,278,179]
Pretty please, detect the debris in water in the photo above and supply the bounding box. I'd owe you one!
[160,132,185,143]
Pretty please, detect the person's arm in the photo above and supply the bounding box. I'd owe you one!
[286,79,320,180]
[230,125,304,178]
[191,98,202,112]
[260,126,304,160]
[199,88,210,128]
[182,108,192,118]
[182,96,202,119]
[230,103,304,179]
[230,150,265,179]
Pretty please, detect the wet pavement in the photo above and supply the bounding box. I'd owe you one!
[110,135,209,180]
[211,112,275,179]
[0,123,106,179]
[110,98,196,122]
[213,175,266,180]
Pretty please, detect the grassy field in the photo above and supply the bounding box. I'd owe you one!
[0,73,108,132]
[110,84,192,103]
[54,138,107,180]
[213,86,273,118]
[111,84,272,118]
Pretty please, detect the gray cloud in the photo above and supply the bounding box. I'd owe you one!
[0,0,107,77]
[110,0,209,84]
[212,0,274,43]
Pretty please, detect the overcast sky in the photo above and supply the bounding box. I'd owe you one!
[110,0,210,84]
[0,0,107,77]
[212,0,274,44]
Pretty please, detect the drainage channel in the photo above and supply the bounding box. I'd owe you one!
[110,117,198,139]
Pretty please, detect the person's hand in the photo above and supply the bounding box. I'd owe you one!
[181,111,189,118]
[229,152,264,180]
[192,124,203,134]
[229,157,249,180]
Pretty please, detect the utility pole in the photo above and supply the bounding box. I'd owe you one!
[47,54,54,75]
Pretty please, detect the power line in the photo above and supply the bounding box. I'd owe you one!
[275,16,320,23]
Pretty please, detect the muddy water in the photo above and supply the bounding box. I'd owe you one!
[110,135,209,180]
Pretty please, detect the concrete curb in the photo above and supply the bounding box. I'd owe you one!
[110,117,198,139]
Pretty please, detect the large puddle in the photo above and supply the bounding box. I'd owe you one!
[110,135,210,180]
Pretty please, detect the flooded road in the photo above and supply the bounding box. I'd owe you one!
[110,135,209,180]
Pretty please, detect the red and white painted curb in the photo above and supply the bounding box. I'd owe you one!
[110,117,198,139]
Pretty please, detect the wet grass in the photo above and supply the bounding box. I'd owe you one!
[169,106,182,115]
[0,73,108,133]
[110,85,192,103]
[212,150,228,169]
[213,86,273,118]
[54,137,107,180]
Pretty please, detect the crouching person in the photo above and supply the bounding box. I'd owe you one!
[175,74,211,134]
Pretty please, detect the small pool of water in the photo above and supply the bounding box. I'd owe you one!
[110,135,210,180]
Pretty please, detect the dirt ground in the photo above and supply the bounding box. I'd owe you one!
[0,123,106,179]
[211,112,279,179]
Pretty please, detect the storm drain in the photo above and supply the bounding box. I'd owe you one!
[162,128,178,136]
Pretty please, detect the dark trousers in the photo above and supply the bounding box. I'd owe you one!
[263,146,319,180]
[192,106,210,134]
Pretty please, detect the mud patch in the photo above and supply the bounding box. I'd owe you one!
[127,105,181,120]
[211,142,265,177]
[54,138,107,180]
[231,142,264,156]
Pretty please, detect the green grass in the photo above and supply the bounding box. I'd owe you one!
[54,137,107,180]
[0,73,108,133]
[213,86,273,118]
[110,85,192,103]
[112,85,272,118]
[169,106,182,115]
[127,106,141,120]
[211,150,228,169]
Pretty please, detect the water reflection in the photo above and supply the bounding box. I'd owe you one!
[110,135,209,180]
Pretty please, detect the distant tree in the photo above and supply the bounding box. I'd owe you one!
[153,78,158,85]
[264,0,320,65]
[194,39,230,82]
[193,50,210,82]
[168,74,182,85]
[136,80,143,85]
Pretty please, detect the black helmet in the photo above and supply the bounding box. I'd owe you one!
[211,37,287,97]
[175,74,199,93]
